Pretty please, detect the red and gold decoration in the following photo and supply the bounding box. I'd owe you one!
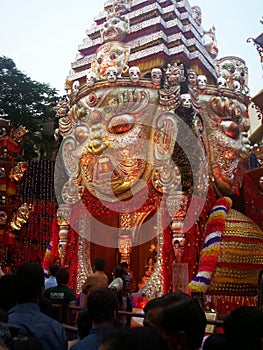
[118,234,132,264]
[51,0,263,314]
[1,0,260,319]
[10,203,34,231]
[9,162,28,182]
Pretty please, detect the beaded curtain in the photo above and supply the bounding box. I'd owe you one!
[2,160,57,268]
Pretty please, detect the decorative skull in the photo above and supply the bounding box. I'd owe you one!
[0,211,7,225]
[106,66,118,83]
[86,71,97,87]
[197,75,207,90]
[129,66,141,83]
[217,76,226,89]
[72,80,80,93]
[233,80,241,93]
[151,68,162,86]
[188,70,197,88]
[180,93,192,109]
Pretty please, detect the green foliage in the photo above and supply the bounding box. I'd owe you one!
[0,56,60,160]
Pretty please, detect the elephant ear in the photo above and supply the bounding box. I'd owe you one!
[188,196,232,293]
[207,209,263,296]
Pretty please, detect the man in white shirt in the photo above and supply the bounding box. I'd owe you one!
[45,264,59,290]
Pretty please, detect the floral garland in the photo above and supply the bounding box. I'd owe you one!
[188,196,232,293]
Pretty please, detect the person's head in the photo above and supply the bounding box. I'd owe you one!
[87,287,119,326]
[94,258,106,272]
[224,306,263,350]
[48,264,59,277]
[99,326,169,350]
[120,262,128,274]
[77,307,92,339]
[0,274,15,312]
[113,266,123,278]
[202,334,229,350]
[14,262,44,304]
[55,268,70,285]
[144,292,206,350]
[143,296,166,332]
[161,292,206,350]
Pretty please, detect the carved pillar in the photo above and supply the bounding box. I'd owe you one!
[57,204,72,267]
[166,190,187,263]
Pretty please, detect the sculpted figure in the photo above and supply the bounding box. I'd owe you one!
[187,69,197,88]
[202,26,219,59]
[164,62,185,87]
[191,6,202,26]
[60,83,178,203]
[92,42,130,78]
[53,1,263,316]
[197,74,207,90]
[233,80,241,93]
[101,14,130,43]
[215,56,249,93]
[217,76,226,90]
[106,66,118,83]
[86,70,97,87]
[151,68,162,86]
[180,93,192,109]
[129,66,141,83]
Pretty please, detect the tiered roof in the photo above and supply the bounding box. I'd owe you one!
[68,0,217,84]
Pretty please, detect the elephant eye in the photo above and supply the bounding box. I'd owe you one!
[107,114,135,134]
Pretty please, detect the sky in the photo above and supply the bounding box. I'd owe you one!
[0,0,262,96]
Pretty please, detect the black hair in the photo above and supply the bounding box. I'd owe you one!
[94,258,105,271]
[120,262,128,268]
[158,292,207,350]
[100,326,169,350]
[55,268,70,285]
[113,266,123,278]
[224,306,263,350]
[14,262,44,303]
[0,274,16,312]
[144,292,181,314]
[77,308,92,339]
[48,264,59,276]
[144,296,162,313]
[87,288,119,324]
[202,334,229,350]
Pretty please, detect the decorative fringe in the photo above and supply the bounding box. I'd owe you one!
[211,295,257,318]
[188,197,232,293]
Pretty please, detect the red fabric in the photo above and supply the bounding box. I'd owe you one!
[0,136,21,153]
[211,295,257,318]
[162,187,217,293]
[243,173,263,230]
[81,183,159,217]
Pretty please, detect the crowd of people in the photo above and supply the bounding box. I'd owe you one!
[1,259,263,350]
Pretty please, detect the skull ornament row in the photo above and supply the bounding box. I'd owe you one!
[217,76,242,93]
